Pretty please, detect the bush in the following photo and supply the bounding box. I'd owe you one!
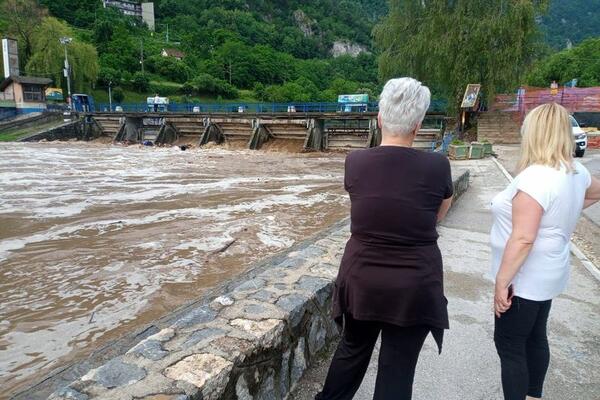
[112,86,125,103]
[97,67,121,88]
[182,73,239,99]
[146,55,191,83]
[132,72,150,92]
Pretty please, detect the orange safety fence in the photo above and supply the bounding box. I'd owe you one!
[490,86,600,124]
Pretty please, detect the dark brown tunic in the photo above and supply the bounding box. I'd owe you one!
[332,145,453,352]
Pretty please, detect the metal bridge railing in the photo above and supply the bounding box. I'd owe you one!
[93,100,448,114]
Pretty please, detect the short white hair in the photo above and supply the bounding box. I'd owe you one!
[378,77,431,136]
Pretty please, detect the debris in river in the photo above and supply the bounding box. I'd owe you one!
[212,239,237,254]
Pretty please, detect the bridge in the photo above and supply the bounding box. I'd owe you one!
[87,111,446,151]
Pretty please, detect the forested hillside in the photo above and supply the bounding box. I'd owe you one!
[0,0,598,105]
[539,0,600,49]
[17,0,386,103]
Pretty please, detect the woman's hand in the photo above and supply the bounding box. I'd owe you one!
[494,283,512,318]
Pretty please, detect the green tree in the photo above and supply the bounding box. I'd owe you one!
[39,0,101,28]
[374,0,549,111]
[182,73,239,99]
[132,72,150,92]
[527,38,600,87]
[25,17,98,92]
[146,55,191,83]
[0,0,48,65]
[97,67,122,88]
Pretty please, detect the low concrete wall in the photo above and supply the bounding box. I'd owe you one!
[36,171,470,400]
[0,112,61,132]
[18,120,85,142]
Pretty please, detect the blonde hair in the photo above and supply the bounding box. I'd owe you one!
[518,103,574,173]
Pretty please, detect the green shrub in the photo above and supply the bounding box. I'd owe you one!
[182,73,239,99]
[97,67,122,88]
[132,72,150,92]
[146,55,191,83]
[112,86,125,103]
[149,82,181,97]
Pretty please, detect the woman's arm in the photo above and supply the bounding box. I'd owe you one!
[584,176,600,209]
[437,197,453,222]
[494,191,543,317]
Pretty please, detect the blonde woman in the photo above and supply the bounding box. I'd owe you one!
[491,102,600,400]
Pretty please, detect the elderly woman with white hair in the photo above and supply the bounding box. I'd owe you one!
[315,77,454,400]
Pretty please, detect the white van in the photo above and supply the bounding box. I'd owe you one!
[570,115,587,158]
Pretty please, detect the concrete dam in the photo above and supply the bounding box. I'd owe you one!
[90,112,444,151]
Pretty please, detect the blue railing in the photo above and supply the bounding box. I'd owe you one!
[95,102,374,113]
[93,100,447,114]
[0,107,17,121]
[47,103,69,113]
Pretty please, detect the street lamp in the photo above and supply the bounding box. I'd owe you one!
[60,37,73,110]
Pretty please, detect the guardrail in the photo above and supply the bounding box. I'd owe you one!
[93,100,448,114]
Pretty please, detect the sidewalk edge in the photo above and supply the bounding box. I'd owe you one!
[491,157,600,282]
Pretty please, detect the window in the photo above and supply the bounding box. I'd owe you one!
[22,84,44,102]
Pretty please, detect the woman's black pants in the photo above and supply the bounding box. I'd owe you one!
[494,296,552,400]
[315,316,429,400]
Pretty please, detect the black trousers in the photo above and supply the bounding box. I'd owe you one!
[494,296,552,400]
[315,316,429,400]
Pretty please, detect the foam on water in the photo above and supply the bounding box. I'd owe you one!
[0,142,348,395]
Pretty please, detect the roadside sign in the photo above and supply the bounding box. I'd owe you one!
[461,84,481,109]
[338,94,369,104]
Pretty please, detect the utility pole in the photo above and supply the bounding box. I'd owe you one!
[166,24,169,44]
[60,37,73,110]
[108,80,113,112]
[140,39,145,74]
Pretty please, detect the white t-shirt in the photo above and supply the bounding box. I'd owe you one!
[490,162,591,301]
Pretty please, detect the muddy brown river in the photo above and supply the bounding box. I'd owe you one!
[0,142,348,397]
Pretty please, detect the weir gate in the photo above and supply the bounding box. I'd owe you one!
[88,112,445,151]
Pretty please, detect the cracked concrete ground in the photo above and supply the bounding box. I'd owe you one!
[290,158,600,400]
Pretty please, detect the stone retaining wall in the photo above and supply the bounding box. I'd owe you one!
[40,171,470,400]
[477,112,521,144]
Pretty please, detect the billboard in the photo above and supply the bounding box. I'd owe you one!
[337,94,369,104]
[2,38,20,78]
[45,87,64,101]
[461,84,481,109]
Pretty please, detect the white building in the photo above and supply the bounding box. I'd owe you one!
[103,0,155,30]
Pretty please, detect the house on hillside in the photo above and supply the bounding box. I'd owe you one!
[0,76,52,116]
[161,48,185,61]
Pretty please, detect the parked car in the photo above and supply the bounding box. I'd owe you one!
[570,115,587,158]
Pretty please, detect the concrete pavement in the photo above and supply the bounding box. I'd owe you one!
[290,158,600,400]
